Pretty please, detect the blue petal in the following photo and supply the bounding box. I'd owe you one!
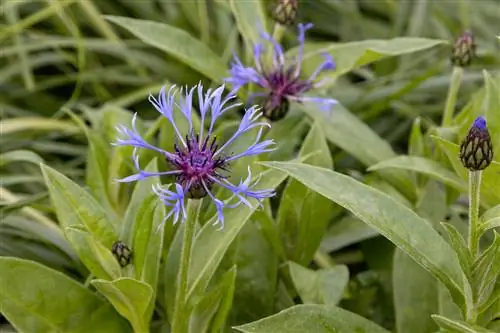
[473,116,487,130]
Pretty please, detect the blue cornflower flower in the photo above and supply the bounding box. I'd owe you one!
[226,23,338,121]
[114,84,276,228]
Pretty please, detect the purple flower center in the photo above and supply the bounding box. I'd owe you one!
[170,134,227,198]
[262,66,313,111]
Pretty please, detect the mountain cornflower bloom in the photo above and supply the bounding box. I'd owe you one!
[226,23,338,121]
[114,84,276,228]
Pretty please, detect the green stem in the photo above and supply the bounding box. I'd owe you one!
[265,24,286,67]
[467,171,482,257]
[171,199,201,333]
[442,66,464,127]
[272,23,286,45]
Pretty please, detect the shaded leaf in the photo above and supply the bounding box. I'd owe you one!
[0,150,43,167]
[289,262,349,306]
[234,304,390,333]
[66,227,122,280]
[105,16,226,82]
[302,104,416,201]
[229,0,267,47]
[393,249,438,333]
[41,164,118,247]
[292,37,447,76]
[92,278,153,333]
[368,156,466,191]
[262,161,469,310]
[319,216,379,253]
[0,257,129,333]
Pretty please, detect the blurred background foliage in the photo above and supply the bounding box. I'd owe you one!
[1,0,499,332]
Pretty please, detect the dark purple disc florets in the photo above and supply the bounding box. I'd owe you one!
[170,134,228,198]
[262,66,313,120]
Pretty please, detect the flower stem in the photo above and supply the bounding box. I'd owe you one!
[467,171,482,257]
[171,199,201,333]
[272,23,286,44]
[442,66,464,127]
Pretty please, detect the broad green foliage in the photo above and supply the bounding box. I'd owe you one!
[290,37,448,76]
[234,305,391,333]
[289,262,349,306]
[91,278,153,333]
[0,257,129,333]
[262,161,469,310]
[105,16,227,82]
[277,122,335,264]
[2,1,500,332]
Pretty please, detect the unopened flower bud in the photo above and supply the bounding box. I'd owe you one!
[460,116,493,171]
[451,31,476,67]
[272,0,298,26]
[112,241,132,267]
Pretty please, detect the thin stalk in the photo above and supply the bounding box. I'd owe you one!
[467,171,482,257]
[171,199,201,333]
[272,23,286,45]
[198,0,210,45]
[442,66,464,127]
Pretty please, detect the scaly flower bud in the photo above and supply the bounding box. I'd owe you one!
[112,241,132,267]
[460,116,493,171]
[272,0,298,26]
[451,31,476,67]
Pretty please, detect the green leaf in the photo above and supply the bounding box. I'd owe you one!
[480,205,500,233]
[431,315,494,333]
[319,216,379,253]
[229,0,267,47]
[278,122,335,264]
[288,262,349,306]
[234,304,390,333]
[133,196,165,320]
[186,167,290,302]
[261,161,469,310]
[189,266,237,333]
[433,136,500,207]
[409,117,426,157]
[291,37,447,76]
[40,164,118,247]
[0,149,43,167]
[441,223,472,275]
[122,159,159,245]
[472,233,500,308]
[393,249,438,333]
[230,220,278,323]
[415,180,448,228]
[368,156,467,191]
[483,72,500,158]
[302,104,416,201]
[92,278,153,333]
[65,227,122,280]
[0,257,129,333]
[85,134,116,217]
[105,16,226,82]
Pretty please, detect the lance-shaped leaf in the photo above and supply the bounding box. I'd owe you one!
[262,161,470,311]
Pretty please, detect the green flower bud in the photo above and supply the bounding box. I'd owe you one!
[460,116,493,171]
[272,0,298,26]
[451,31,476,67]
[111,241,133,267]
